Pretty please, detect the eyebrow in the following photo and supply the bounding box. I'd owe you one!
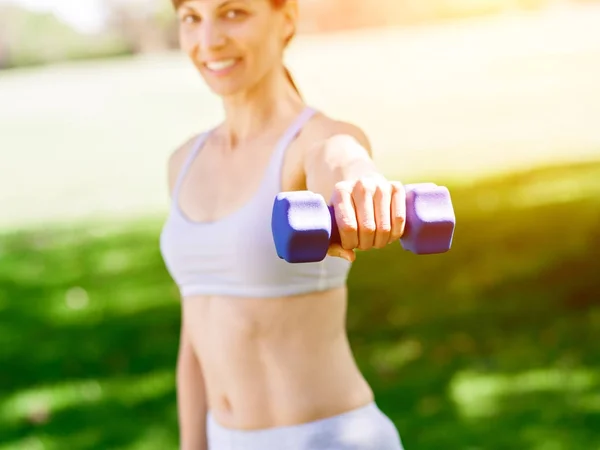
[179,0,249,11]
[217,0,251,8]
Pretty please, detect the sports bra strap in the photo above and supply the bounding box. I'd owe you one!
[266,106,318,183]
[171,132,211,201]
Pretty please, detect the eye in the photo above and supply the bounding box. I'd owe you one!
[223,9,247,20]
[180,13,200,24]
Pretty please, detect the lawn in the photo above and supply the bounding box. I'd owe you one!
[1,160,599,450]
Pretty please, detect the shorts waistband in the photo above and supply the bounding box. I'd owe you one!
[206,402,383,449]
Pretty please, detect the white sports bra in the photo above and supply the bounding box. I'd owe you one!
[159,106,352,298]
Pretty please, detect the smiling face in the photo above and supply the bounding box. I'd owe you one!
[174,0,297,97]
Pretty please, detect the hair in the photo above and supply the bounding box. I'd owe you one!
[172,0,286,8]
[171,0,301,97]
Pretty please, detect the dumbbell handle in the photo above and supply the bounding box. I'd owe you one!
[325,183,440,248]
[328,183,455,255]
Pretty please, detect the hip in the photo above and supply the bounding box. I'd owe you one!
[204,356,375,430]
[206,401,404,450]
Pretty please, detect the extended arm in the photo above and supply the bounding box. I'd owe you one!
[303,122,406,261]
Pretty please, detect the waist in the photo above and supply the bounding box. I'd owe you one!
[182,289,373,429]
[206,402,402,450]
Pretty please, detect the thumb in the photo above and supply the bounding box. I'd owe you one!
[327,244,356,263]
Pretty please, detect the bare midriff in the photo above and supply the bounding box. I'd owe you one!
[182,286,374,430]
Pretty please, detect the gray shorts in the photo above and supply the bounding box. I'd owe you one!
[206,402,404,450]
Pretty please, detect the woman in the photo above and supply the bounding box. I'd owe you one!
[160,0,407,449]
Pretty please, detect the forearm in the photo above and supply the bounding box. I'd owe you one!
[304,133,383,201]
[177,330,208,450]
[303,127,405,257]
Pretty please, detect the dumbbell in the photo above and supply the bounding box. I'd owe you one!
[271,183,456,263]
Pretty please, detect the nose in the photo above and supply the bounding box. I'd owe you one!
[198,20,227,52]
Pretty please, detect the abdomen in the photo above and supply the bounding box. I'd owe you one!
[182,287,374,430]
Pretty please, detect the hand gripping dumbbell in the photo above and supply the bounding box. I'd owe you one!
[271,183,456,263]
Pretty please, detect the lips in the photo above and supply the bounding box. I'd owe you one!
[203,58,240,74]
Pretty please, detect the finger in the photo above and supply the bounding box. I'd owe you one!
[389,181,406,243]
[331,181,359,251]
[352,178,377,251]
[373,183,392,249]
[327,244,356,263]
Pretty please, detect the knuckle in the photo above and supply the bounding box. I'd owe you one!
[341,233,359,249]
[392,225,405,239]
[377,229,392,248]
[335,180,353,194]
[338,220,358,234]
[391,230,404,240]
[391,182,406,198]
[354,178,377,196]
[342,241,357,251]
[373,183,391,200]
[388,234,401,244]
[376,235,391,249]
[358,237,373,250]
[388,236,401,244]
[361,221,377,235]
[390,181,405,192]
[379,223,392,234]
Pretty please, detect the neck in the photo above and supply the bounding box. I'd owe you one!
[220,65,304,149]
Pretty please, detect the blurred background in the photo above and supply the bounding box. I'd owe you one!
[1,0,599,449]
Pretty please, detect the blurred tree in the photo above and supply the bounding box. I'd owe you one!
[0,3,131,69]
[154,1,180,49]
[104,0,178,54]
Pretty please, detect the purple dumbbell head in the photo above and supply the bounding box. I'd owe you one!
[272,183,456,263]
[402,183,456,255]
[271,191,334,263]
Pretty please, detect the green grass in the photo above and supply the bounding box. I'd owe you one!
[1,160,599,450]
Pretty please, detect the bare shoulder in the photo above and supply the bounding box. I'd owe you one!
[282,111,374,191]
[301,112,373,156]
[167,133,201,196]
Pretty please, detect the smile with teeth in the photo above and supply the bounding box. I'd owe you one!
[204,59,239,73]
